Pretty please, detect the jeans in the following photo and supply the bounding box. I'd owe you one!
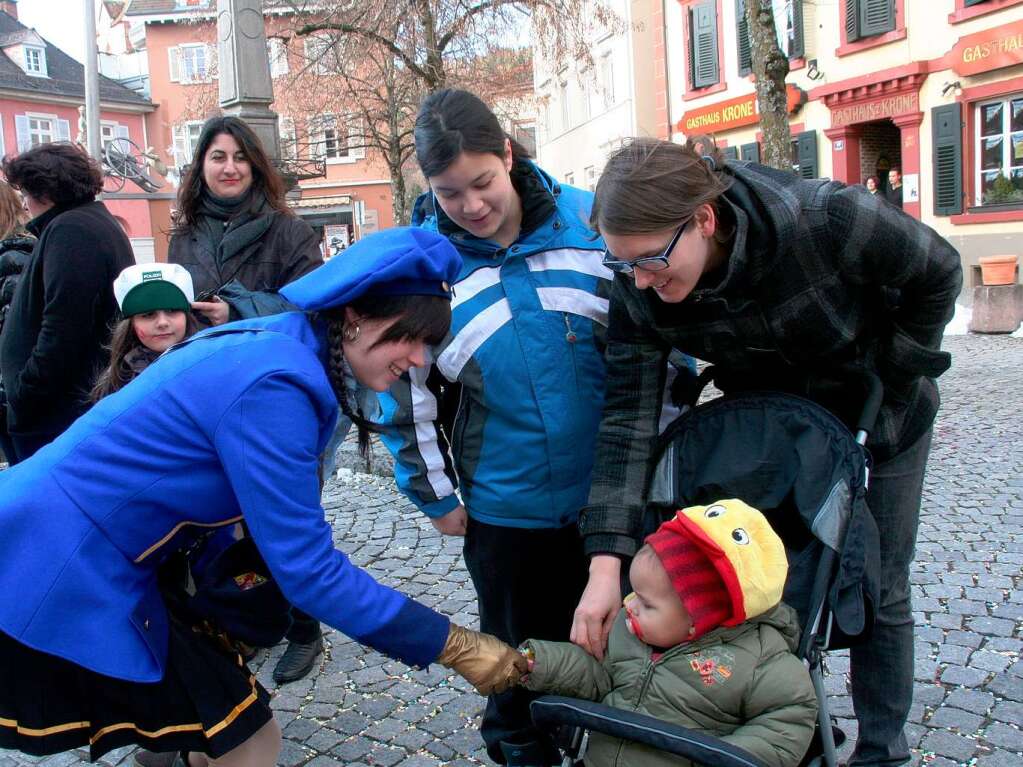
[849,429,933,767]
[463,516,589,765]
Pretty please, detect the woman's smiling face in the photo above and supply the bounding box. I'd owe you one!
[427,143,519,245]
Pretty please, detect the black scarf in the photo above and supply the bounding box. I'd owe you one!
[197,190,273,264]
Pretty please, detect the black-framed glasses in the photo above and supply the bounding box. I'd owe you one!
[601,217,692,274]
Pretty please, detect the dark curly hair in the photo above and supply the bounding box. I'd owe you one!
[2,142,103,208]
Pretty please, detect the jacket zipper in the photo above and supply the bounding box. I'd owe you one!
[614,658,656,767]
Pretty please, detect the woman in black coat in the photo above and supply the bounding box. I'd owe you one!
[571,138,962,767]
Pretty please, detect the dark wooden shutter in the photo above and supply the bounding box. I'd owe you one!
[722,146,739,161]
[845,0,860,43]
[740,142,761,163]
[736,0,752,77]
[796,131,818,179]
[932,103,963,216]
[691,1,720,89]
[860,0,895,38]
[790,0,805,58]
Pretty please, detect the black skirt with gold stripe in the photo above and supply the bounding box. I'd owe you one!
[0,619,273,761]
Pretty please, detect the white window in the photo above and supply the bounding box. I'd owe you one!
[279,117,297,161]
[24,45,47,77]
[585,165,597,192]
[169,44,211,84]
[564,170,575,186]
[975,95,1023,206]
[312,115,365,162]
[29,116,54,147]
[172,121,205,169]
[600,53,614,109]
[268,37,289,78]
[559,79,570,133]
[304,35,336,76]
[14,113,69,151]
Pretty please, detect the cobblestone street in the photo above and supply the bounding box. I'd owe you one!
[1,333,1020,767]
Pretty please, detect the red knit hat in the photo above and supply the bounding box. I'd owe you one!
[647,519,733,641]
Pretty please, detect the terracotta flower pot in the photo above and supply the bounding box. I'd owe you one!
[979,255,1018,286]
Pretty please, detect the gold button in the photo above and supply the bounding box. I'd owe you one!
[441,281,450,292]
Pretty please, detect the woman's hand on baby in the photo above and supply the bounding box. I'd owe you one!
[431,504,467,536]
[192,296,229,326]
[571,555,622,661]
[437,624,526,695]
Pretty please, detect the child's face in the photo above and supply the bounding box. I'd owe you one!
[132,310,187,353]
[625,549,693,648]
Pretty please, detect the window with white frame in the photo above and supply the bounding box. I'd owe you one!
[29,115,54,147]
[585,165,597,192]
[304,35,337,76]
[599,52,614,109]
[100,122,131,155]
[976,94,1023,206]
[279,117,298,161]
[564,170,575,186]
[268,37,289,78]
[559,79,570,133]
[312,116,365,162]
[169,44,211,84]
[172,121,205,168]
[23,45,47,77]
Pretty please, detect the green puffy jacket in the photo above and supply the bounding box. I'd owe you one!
[523,603,816,767]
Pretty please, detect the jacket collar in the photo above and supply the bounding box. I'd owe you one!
[688,164,803,300]
[411,160,560,258]
[26,200,87,237]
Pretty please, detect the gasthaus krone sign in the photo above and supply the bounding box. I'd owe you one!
[950,18,1023,77]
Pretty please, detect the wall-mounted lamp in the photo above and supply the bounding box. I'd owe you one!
[941,80,962,97]
[806,59,824,82]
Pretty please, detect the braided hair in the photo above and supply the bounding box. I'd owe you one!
[318,293,452,458]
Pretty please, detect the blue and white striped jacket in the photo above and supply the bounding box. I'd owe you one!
[377,163,616,529]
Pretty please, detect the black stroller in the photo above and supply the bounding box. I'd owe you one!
[531,367,884,767]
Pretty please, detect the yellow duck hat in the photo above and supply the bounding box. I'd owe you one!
[658,499,789,626]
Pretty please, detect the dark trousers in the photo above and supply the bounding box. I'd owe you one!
[286,608,322,644]
[463,516,589,765]
[849,429,933,767]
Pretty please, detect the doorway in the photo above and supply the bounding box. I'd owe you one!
[858,119,902,196]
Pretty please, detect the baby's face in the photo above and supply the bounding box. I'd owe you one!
[625,550,693,648]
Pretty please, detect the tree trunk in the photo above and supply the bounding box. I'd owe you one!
[746,0,790,170]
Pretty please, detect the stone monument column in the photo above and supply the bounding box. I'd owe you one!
[217,0,280,160]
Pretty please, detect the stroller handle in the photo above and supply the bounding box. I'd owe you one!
[530,696,769,767]
[845,366,884,442]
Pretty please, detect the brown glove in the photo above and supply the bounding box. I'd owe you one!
[436,623,528,695]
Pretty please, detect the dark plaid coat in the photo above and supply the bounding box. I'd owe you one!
[579,162,963,558]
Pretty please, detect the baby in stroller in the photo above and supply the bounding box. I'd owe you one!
[520,500,817,767]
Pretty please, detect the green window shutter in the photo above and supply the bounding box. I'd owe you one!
[845,0,860,43]
[740,142,761,163]
[964,0,989,7]
[860,0,895,38]
[722,146,739,161]
[932,103,963,216]
[691,1,720,89]
[796,131,818,179]
[790,0,805,58]
[736,0,752,77]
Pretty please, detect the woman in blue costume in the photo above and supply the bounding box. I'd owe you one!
[0,227,525,767]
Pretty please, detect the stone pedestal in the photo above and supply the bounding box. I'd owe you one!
[969,284,1023,334]
[217,0,279,160]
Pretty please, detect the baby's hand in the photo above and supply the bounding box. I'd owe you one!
[519,645,536,680]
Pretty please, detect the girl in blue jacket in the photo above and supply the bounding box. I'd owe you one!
[376,90,675,766]
[0,228,525,767]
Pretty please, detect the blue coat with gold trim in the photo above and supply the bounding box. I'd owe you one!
[0,312,449,683]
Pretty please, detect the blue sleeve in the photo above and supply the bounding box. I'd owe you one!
[212,368,449,667]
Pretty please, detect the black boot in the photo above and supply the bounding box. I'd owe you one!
[500,739,553,766]
[272,636,323,684]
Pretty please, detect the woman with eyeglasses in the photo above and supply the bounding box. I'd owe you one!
[572,136,962,767]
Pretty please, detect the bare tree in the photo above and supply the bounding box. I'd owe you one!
[744,0,790,170]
